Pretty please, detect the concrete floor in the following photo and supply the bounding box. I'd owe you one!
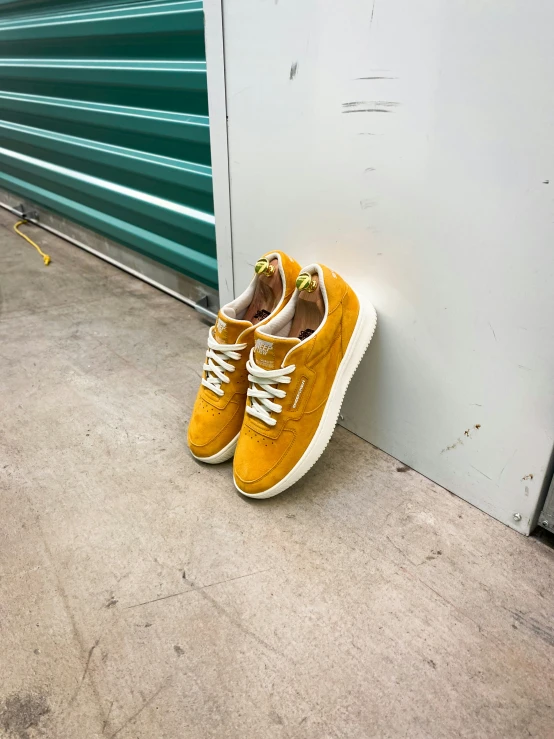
[1,209,553,739]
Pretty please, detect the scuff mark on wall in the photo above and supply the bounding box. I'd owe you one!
[470,465,492,480]
[442,437,464,453]
[360,199,377,209]
[344,108,391,114]
[343,101,399,114]
[498,448,517,481]
[289,62,298,81]
[343,101,399,108]
[442,424,481,453]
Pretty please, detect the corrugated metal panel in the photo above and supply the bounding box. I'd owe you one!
[0,0,217,288]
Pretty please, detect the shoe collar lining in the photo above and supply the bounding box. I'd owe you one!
[221,252,286,325]
[258,264,329,366]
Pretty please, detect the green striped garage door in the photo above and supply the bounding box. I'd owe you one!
[0,0,217,289]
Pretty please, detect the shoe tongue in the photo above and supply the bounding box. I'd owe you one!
[254,331,300,370]
[214,310,251,344]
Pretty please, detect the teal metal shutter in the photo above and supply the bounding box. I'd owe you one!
[0,0,217,289]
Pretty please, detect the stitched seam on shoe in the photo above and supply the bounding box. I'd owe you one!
[234,429,297,484]
[303,397,328,415]
[307,331,341,370]
[327,284,348,316]
[190,400,242,448]
[339,302,345,362]
[201,383,243,410]
[340,291,357,359]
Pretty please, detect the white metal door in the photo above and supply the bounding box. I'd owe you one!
[206,0,554,534]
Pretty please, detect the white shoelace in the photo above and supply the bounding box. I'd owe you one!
[246,349,296,426]
[202,328,247,397]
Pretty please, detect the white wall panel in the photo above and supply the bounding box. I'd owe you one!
[219,0,554,533]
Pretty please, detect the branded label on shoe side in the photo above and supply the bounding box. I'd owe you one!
[214,317,227,343]
[254,335,300,370]
[254,338,275,369]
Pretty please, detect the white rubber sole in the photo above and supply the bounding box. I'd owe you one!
[190,432,239,465]
[235,298,377,498]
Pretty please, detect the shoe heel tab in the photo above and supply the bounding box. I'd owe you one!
[315,264,351,307]
[263,250,300,267]
[271,251,302,292]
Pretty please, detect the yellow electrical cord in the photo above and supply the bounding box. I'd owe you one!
[14,219,51,266]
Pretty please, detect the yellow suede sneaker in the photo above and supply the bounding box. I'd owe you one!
[233,264,377,496]
[187,251,301,463]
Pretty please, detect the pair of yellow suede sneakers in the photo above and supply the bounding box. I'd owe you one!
[187,252,377,498]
